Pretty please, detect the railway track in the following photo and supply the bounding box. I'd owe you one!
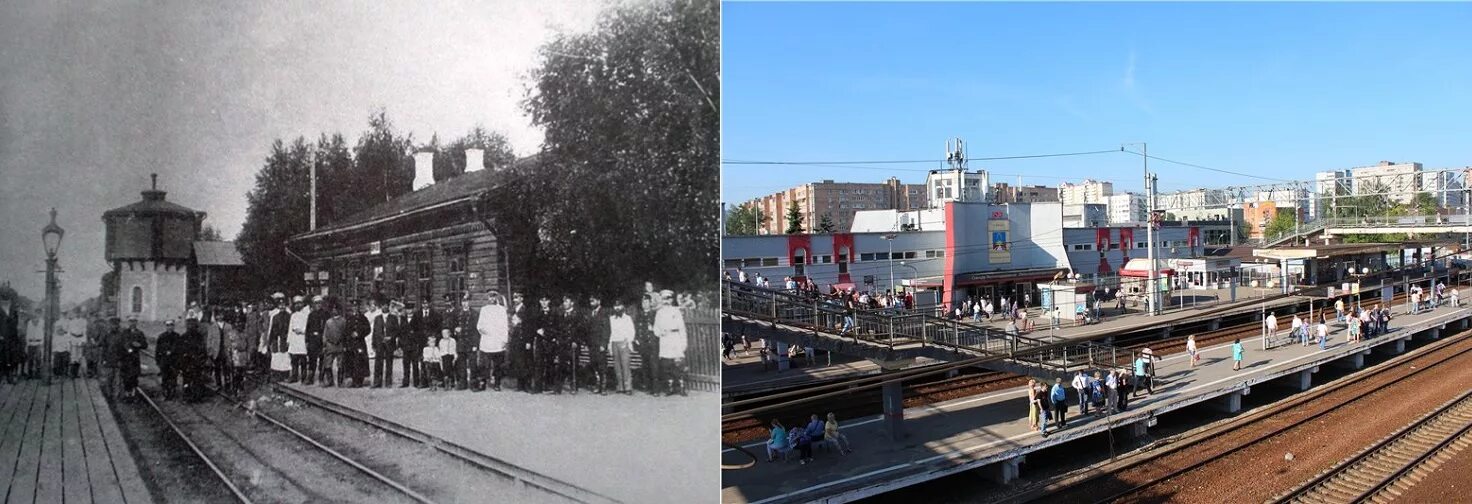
[137,385,430,504]
[1272,389,1472,504]
[1026,326,1472,503]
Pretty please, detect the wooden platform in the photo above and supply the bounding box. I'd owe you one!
[0,378,151,504]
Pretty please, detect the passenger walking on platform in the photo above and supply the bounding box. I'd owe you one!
[766,419,790,462]
[1453,288,1461,307]
[1187,335,1199,367]
[1050,306,1060,330]
[1133,353,1150,396]
[1335,298,1345,323]
[1264,312,1278,342]
[824,413,852,454]
[1072,371,1089,415]
[1292,314,1305,346]
[1317,315,1329,350]
[1050,378,1068,431]
[1347,314,1360,343]
[1411,289,1421,315]
[1231,338,1244,371]
[1117,371,1132,411]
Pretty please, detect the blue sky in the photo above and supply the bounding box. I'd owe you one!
[722,2,1472,204]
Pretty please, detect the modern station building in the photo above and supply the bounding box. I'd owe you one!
[723,201,1231,309]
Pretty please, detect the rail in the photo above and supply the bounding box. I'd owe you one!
[722,280,1137,374]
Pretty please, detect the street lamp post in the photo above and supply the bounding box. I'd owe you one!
[41,208,65,385]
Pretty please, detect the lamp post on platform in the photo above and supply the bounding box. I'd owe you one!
[41,208,65,385]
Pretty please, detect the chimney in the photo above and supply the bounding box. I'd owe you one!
[465,148,485,173]
[413,151,435,191]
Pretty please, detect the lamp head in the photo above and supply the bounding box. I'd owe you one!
[41,208,64,257]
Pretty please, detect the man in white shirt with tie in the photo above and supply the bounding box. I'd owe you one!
[653,290,687,396]
[476,290,509,391]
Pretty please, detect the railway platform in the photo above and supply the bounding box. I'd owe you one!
[719,303,1472,504]
[0,378,152,504]
[278,376,715,504]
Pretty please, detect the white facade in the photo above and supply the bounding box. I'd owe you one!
[1059,179,1114,205]
[1108,193,1147,224]
[1424,169,1466,209]
[1351,161,1422,204]
[1062,203,1109,228]
[1314,170,1351,219]
[849,208,947,233]
[925,169,989,208]
[116,261,188,323]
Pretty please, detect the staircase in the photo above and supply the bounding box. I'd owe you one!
[722,281,1138,379]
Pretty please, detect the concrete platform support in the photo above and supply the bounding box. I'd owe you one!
[1374,338,1407,355]
[983,456,1026,485]
[774,341,790,371]
[1214,390,1245,414]
[1333,352,1365,370]
[882,379,904,441]
[1286,369,1312,391]
[1124,417,1155,439]
[1208,319,1221,331]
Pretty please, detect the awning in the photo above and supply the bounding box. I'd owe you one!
[1119,258,1174,278]
[952,267,1067,287]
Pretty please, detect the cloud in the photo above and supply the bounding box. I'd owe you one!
[1122,49,1155,117]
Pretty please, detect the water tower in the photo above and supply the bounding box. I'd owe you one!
[103,174,205,322]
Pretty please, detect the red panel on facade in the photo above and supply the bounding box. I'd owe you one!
[1120,228,1134,260]
[1188,226,1201,248]
[786,234,812,267]
[1096,228,1112,275]
[942,202,956,309]
[831,233,854,285]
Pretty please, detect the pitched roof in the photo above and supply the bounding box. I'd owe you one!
[193,241,244,266]
[290,155,536,242]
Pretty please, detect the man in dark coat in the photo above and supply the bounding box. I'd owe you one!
[155,320,181,399]
[560,297,589,394]
[346,299,371,387]
[115,316,148,400]
[0,292,18,384]
[403,298,436,388]
[306,296,329,385]
[586,296,611,395]
[507,293,530,392]
[180,318,209,402]
[447,295,477,391]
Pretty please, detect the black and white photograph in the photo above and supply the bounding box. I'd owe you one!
[0,1,718,503]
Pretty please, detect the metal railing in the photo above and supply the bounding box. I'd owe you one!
[722,281,1138,374]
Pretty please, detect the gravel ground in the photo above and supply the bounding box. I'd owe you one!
[1104,335,1472,504]
[1392,435,1472,502]
[111,381,237,503]
[293,384,717,504]
[252,391,561,504]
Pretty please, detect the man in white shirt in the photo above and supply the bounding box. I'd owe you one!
[1292,314,1305,346]
[653,290,688,396]
[287,296,310,383]
[1071,371,1090,415]
[66,313,88,378]
[1264,312,1278,341]
[608,299,636,394]
[476,290,510,391]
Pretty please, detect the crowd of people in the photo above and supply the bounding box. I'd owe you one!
[175,284,697,398]
[0,282,704,400]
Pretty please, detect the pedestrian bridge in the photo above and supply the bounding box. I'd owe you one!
[1319,215,1472,238]
[721,281,1140,379]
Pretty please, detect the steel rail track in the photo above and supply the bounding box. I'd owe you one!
[1078,329,1472,504]
[1272,389,1472,503]
[272,384,622,504]
[137,384,435,504]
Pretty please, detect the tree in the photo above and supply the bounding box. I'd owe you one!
[725,203,764,236]
[343,109,415,220]
[518,0,717,295]
[313,133,355,226]
[1409,192,1438,216]
[1263,209,1299,239]
[199,224,223,242]
[817,213,836,233]
[237,138,314,294]
[432,126,518,181]
[784,200,804,234]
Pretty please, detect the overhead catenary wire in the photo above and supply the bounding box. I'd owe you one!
[722,148,1123,166]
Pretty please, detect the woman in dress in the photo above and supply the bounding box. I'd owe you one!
[1231,338,1244,371]
[1186,335,1199,368]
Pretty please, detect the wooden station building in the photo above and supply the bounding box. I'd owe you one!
[286,149,515,310]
